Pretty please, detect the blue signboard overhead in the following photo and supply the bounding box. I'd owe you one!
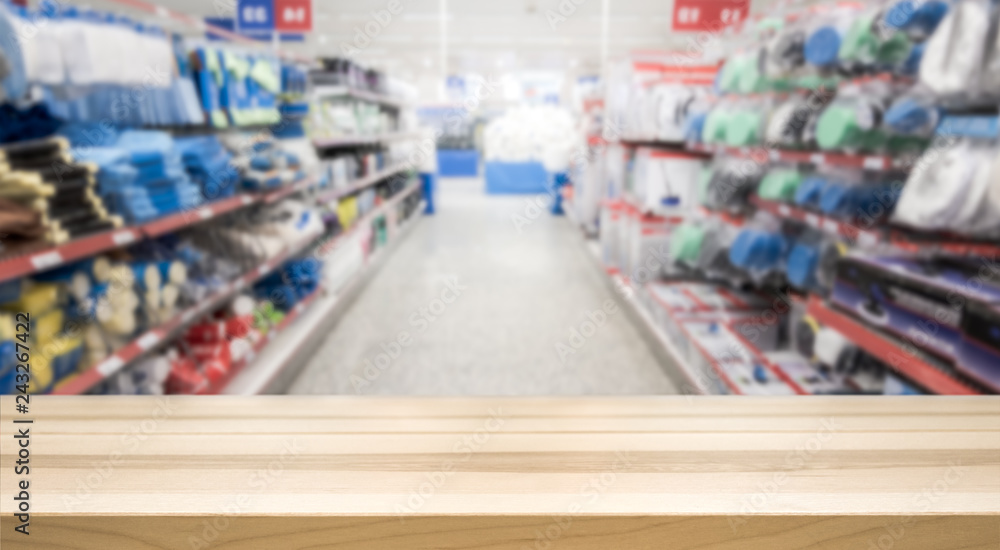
[237,0,275,32]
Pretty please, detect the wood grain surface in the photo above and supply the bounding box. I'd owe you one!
[1,396,998,549]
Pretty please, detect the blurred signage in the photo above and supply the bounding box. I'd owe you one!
[237,0,275,32]
[206,17,304,42]
[274,0,313,33]
[672,0,749,31]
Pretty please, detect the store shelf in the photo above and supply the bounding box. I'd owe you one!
[315,163,410,204]
[806,297,982,395]
[750,196,883,246]
[0,177,323,284]
[51,229,324,396]
[0,228,142,284]
[687,143,901,171]
[312,131,424,149]
[141,195,256,237]
[260,175,322,204]
[221,202,426,395]
[49,182,423,395]
[750,196,1000,256]
[722,323,809,395]
[313,85,412,109]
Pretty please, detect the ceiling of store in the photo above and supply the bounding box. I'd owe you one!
[81,0,816,72]
[78,0,817,101]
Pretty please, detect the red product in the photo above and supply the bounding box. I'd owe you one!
[185,321,227,344]
[226,314,255,339]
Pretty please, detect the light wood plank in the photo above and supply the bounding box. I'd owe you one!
[1,396,998,549]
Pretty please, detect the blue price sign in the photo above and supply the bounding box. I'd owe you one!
[237,0,275,32]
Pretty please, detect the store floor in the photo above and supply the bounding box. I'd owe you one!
[287,176,677,395]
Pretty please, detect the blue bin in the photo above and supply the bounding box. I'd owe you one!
[485,161,548,194]
[437,149,480,177]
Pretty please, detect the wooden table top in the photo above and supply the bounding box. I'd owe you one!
[1,396,998,549]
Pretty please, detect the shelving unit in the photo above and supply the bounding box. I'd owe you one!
[686,143,903,171]
[221,201,425,395]
[312,131,425,149]
[806,297,982,395]
[316,163,411,204]
[313,85,414,109]
[50,182,423,395]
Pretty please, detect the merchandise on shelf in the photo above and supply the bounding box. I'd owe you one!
[0,137,123,245]
[830,255,1000,391]
[71,130,205,224]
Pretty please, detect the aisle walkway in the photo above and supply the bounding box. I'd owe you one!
[287,177,676,395]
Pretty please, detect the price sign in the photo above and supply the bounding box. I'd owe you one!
[237,0,275,32]
[673,0,749,32]
[275,0,312,32]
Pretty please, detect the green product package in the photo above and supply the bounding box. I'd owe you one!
[758,169,804,201]
[839,13,879,63]
[702,109,730,144]
[726,110,762,147]
[816,104,861,150]
[670,224,706,264]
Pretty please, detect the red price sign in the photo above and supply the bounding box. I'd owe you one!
[673,0,749,31]
[275,0,312,32]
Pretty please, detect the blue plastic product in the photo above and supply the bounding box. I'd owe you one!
[0,280,22,304]
[794,176,829,208]
[729,229,788,272]
[752,364,768,383]
[51,343,84,380]
[885,97,939,135]
[787,243,821,289]
[0,340,16,394]
[901,42,925,75]
[684,112,708,143]
[883,0,949,34]
[805,26,842,67]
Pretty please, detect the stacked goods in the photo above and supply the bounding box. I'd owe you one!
[222,136,305,192]
[175,136,241,201]
[71,131,205,224]
[0,137,122,245]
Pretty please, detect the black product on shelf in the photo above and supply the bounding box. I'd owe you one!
[958,300,1000,392]
[830,255,1000,366]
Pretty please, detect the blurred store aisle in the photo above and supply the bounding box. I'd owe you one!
[287,177,676,395]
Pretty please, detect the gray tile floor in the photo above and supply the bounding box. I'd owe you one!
[286,177,677,395]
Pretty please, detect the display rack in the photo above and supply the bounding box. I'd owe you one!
[313,85,413,110]
[0,179,315,284]
[316,163,411,204]
[221,199,426,395]
[806,297,982,395]
[312,131,425,149]
[50,182,423,395]
[686,143,902,171]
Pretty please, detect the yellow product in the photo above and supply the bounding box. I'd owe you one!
[337,197,359,229]
[1,282,61,314]
[0,313,13,341]
[29,353,53,394]
[32,308,65,346]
